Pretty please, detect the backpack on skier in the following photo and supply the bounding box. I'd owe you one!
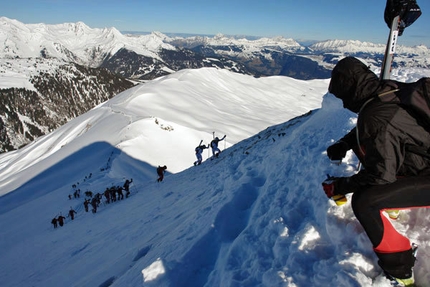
[376,77,430,157]
[377,77,430,127]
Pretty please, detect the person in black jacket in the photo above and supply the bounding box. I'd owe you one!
[322,57,430,285]
[51,217,58,228]
[68,207,77,220]
[57,214,66,227]
[157,165,167,182]
[124,178,133,198]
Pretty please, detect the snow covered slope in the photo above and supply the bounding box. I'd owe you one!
[0,68,327,197]
[1,67,430,287]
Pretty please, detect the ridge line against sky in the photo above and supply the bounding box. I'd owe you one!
[1,0,430,47]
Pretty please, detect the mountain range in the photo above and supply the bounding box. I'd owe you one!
[2,17,429,81]
[1,16,429,153]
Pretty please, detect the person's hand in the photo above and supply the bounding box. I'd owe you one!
[322,175,340,198]
[326,141,349,161]
[322,181,335,198]
[384,0,421,35]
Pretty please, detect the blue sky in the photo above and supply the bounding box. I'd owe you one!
[2,0,429,46]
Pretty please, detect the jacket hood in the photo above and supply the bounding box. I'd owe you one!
[328,57,381,113]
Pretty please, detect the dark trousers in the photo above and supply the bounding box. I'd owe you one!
[351,176,430,278]
[157,173,164,182]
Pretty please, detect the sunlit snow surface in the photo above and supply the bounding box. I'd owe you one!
[1,67,430,287]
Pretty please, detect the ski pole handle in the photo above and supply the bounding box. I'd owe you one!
[332,194,347,206]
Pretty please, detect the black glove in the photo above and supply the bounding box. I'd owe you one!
[322,175,349,197]
[384,0,421,35]
[322,180,336,198]
[322,174,341,197]
[326,141,349,161]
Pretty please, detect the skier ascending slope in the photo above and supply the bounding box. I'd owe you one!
[210,135,226,158]
[68,207,77,220]
[194,141,208,166]
[322,56,430,286]
[157,165,167,182]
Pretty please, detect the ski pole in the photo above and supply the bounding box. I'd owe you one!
[380,15,400,80]
[131,181,136,194]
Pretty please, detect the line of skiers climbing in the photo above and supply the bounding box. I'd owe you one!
[52,134,228,227]
[51,207,77,228]
[51,178,133,228]
[85,178,133,213]
[68,189,81,200]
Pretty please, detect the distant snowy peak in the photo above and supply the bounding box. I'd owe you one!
[210,33,301,48]
[310,39,385,52]
[254,36,302,48]
[66,21,95,35]
[0,17,176,66]
[310,39,430,55]
[169,33,302,51]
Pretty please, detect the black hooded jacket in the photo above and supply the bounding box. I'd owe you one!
[329,57,430,194]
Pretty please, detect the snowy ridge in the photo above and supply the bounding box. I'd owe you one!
[3,17,429,70]
[0,67,328,195]
[310,39,386,53]
[1,67,430,286]
[0,16,305,65]
[0,17,176,66]
[310,39,430,56]
[171,33,302,49]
